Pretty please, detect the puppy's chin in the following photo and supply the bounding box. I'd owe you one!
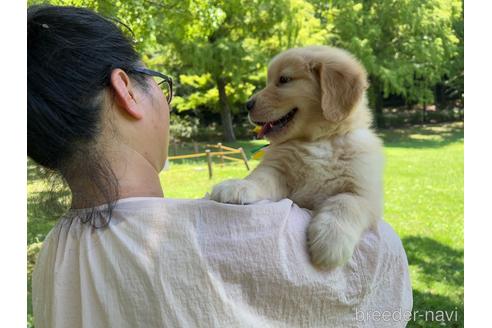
[288,116,341,142]
[265,128,295,144]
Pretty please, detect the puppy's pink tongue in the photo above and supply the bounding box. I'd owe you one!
[257,123,272,138]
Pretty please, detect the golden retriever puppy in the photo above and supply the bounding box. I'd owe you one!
[210,46,384,270]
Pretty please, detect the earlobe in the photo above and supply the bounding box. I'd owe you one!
[110,69,143,120]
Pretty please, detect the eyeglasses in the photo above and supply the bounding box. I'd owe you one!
[130,67,173,104]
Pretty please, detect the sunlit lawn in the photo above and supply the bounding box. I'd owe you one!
[27,122,464,327]
[381,123,463,327]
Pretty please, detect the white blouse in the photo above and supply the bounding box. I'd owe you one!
[33,198,412,327]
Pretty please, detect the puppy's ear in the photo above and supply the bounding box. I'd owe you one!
[312,58,368,122]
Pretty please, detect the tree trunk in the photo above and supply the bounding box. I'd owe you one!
[434,84,444,110]
[375,91,384,128]
[422,102,426,124]
[369,76,385,129]
[216,77,236,142]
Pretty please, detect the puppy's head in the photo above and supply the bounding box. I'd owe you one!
[248,46,369,144]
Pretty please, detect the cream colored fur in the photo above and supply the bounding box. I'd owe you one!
[210,46,384,269]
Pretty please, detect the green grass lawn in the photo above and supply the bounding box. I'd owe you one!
[380,123,464,327]
[27,122,464,327]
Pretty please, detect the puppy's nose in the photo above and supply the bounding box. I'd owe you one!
[246,99,256,111]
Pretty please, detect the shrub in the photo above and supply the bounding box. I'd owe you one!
[169,114,200,142]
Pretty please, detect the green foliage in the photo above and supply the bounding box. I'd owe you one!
[28,0,463,131]
[172,73,256,113]
[321,0,463,107]
[169,113,199,141]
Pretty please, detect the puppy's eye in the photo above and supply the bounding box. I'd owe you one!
[278,76,291,85]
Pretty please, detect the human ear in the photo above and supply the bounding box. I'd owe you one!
[110,69,143,120]
[313,57,368,122]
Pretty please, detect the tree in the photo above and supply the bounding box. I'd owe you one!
[315,0,462,127]
[147,0,292,141]
[140,0,330,142]
[29,0,463,131]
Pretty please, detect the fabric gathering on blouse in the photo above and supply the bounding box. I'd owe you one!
[33,197,412,328]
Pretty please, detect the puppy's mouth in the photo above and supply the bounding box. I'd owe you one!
[253,107,298,138]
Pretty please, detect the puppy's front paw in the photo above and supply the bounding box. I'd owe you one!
[210,179,262,205]
[307,213,359,270]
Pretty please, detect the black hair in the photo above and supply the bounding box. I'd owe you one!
[28,5,148,227]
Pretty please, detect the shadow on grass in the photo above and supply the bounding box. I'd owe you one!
[28,189,70,244]
[27,159,47,182]
[409,290,463,328]
[27,186,70,326]
[378,122,463,149]
[402,236,464,327]
[403,236,464,286]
